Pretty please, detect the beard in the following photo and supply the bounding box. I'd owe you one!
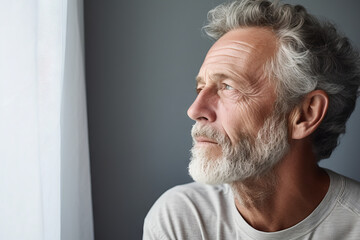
[188,111,289,185]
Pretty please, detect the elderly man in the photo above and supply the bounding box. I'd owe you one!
[143,0,360,239]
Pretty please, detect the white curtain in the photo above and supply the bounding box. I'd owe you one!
[0,0,94,239]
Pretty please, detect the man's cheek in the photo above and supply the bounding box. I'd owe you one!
[227,110,263,138]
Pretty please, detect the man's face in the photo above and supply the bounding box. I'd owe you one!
[187,27,289,184]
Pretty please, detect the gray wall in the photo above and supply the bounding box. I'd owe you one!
[84,1,360,239]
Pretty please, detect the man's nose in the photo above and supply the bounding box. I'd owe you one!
[187,88,216,122]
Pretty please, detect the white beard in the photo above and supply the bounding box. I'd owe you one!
[188,112,289,185]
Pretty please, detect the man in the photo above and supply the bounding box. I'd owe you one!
[143,0,360,239]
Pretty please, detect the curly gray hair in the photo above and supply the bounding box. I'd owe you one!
[203,0,360,160]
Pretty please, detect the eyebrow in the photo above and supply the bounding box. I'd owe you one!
[195,76,204,86]
[195,73,228,86]
[195,73,250,90]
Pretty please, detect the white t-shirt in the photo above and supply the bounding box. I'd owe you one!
[143,169,360,239]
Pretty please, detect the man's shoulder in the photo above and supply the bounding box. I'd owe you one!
[316,170,360,239]
[143,182,233,239]
[334,171,360,216]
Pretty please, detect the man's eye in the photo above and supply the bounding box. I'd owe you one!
[196,88,202,94]
[224,84,234,90]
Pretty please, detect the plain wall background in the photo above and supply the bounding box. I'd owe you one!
[84,1,360,239]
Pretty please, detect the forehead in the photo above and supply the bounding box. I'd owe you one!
[211,27,276,53]
[197,27,277,85]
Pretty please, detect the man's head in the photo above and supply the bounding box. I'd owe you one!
[188,0,360,184]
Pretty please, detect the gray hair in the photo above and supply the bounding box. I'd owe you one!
[203,0,360,160]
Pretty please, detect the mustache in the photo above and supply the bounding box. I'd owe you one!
[191,123,229,145]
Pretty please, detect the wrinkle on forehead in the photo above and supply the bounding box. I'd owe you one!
[209,42,256,55]
[198,65,252,85]
[203,42,256,64]
[198,27,277,86]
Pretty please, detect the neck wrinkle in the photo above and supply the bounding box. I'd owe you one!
[230,170,278,210]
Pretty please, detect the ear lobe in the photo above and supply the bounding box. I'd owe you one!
[290,90,329,140]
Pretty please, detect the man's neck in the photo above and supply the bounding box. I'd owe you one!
[230,144,330,232]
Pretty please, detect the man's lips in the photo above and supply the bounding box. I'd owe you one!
[195,137,218,144]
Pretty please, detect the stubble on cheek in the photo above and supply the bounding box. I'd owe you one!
[228,99,273,143]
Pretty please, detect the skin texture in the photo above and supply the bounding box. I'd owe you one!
[188,27,277,154]
[187,27,330,232]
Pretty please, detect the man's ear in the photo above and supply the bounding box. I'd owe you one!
[289,90,329,140]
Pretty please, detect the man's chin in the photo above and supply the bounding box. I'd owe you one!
[188,155,275,185]
[188,158,237,185]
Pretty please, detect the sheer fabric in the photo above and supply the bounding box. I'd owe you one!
[0,0,93,239]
